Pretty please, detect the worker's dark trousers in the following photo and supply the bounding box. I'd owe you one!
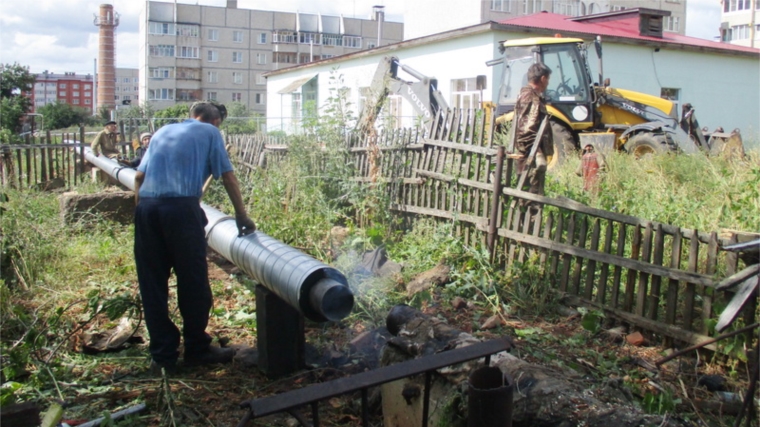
[134,197,213,364]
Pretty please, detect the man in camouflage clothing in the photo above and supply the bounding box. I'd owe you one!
[513,62,554,198]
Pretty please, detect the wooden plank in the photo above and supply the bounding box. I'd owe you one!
[562,294,716,351]
[549,213,565,282]
[702,231,719,334]
[390,204,486,228]
[683,231,700,331]
[16,148,23,188]
[419,138,498,156]
[540,213,554,266]
[584,219,602,300]
[664,230,683,328]
[723,233,739,277]
[40,145,48,183]
[716,277,758,333]
[596,220,614,306]
[559,213,577,292]
[499,187,731,245]
[647,224,665,321]
[623,225,642,312]
[571,217,589,295]
[635,223,654,318]
[716,264,760,291]
[27,147,33,186]
[517,206,532,264]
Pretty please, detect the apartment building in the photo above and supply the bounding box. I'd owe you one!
[115,68,140,108]
[720,0,759,47]
[138,0,403,114]
[404,0,687,39]
[29,72,95,114]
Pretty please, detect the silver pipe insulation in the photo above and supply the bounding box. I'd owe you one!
[83,147,354,322]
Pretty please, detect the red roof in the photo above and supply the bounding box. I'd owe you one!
[496,11,760,55]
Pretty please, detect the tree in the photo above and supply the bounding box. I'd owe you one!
[37,101,93,130]
[222,102,260,134]
[0,63,35,133]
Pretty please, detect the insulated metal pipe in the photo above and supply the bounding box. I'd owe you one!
[83,147,354,322]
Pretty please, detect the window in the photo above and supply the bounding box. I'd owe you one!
[732,24,751,40]
[114,87,120,92]
[59,91,66,97]
[114,95,119,100]
[299,32,319,44]
[134,86,139,91]
[523,0,542,14]
[84,91,91,97]
[274,52,297,63]
[273,31,297,43]
[149,88,174,100]
[725,0,753,12]
[292,93,301,120]
[73,84,79,89]
[258,32,267,44]
[73,91,79,97]
[133,77,139,83]
[85,99,91,105]
[661,87,680,113]
[321,54,335,59]
[255,93,264,104]
[149,22,175,35]
[85,84,91,89]
[177,24,199,37]
[150,44,175,57]
[491,0,512,12]
[60,83,67,89]
[122,95,131,101]
[540,44,589,103]
[207,50,218,62]
[256,53,268,65]
[322,34,342,46]
[664,16,680,32]
[207,91,217,101]
[343,36,361,48]
[232,51,243,63]
[73,99,80,104]
[208,71,218,83]
[232,92,242,102]
[208,29,218,41]
[177,46,199,58]
[233,72,243,84]
[367,42,376,49]
[122,77,129,83]
[553,1,576,16]
[233,30,243,43]
[150,67,174,78]
[256,73,266,85]
[450,77,482,110]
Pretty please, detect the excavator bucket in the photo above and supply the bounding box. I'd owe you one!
[708,129,746,160]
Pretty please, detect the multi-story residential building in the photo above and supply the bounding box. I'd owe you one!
[29,72,95,113]
[404,0,687,39]
[138,0,403,114]
[720,0,759,47]
[115,68,140,108]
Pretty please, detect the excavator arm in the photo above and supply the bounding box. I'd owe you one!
[356,56,449,135]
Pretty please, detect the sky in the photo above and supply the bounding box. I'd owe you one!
[0,0,722,76]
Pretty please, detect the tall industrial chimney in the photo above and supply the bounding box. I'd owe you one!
[94,4,119,113]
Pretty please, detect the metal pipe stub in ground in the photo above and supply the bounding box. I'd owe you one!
[468,366,514,427]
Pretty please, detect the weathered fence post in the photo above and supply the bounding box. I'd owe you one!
[487,145,505,261]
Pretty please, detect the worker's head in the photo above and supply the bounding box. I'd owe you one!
[104,121,117,132]
[583,144,594,152]
[139,132,152,148]
[190,101,227,128]
[527,63,552,92]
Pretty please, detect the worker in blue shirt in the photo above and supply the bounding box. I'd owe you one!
[133,101,255,375]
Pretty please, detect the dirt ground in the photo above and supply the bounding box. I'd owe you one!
[66,252,753,427]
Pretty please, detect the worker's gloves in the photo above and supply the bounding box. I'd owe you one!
[236,214,256,237]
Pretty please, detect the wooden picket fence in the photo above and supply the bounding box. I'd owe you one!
[227,108,754,348]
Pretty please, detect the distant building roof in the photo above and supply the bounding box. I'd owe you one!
[496,10,760,56]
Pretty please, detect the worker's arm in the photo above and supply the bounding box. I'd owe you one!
[91,132,102,157]
[221,170,256,235]
[134,171,145,205]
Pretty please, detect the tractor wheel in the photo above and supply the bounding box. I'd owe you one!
[547,121,577,170]
[625,133,668,159]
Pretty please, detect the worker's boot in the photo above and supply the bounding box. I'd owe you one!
[184,346,234,366]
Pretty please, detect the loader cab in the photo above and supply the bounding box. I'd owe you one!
[494,38,594,129]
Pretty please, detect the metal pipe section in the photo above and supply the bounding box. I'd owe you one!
[83,147,354,322]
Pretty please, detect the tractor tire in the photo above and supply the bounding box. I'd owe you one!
[547,121,577,170]
[625,133,668,159]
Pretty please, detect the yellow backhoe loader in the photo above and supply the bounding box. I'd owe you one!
[487,36,743,166]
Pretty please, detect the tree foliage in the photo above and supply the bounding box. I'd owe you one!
[36,101,95,130]
[0,63,35,133]
[221,102,262,134]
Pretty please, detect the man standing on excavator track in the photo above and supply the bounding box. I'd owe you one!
[513,62,554,200]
